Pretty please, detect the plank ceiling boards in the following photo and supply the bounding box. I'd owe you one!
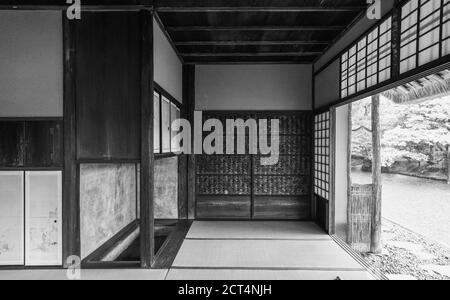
[155,0,368,64]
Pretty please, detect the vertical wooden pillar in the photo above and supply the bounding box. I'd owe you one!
[391,0,402,81]
[140,9,154,269]
[371,95,382,254]
[178,64,195,220]
[346,103,353,244]
[329,108,337,235]
[62,13,80,267]
[183,65,196,219]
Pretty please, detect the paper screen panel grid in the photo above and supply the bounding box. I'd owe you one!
[0,172,24,266]
[314,112,330,200]
[25,171,62,266]
[341,17,392,98]
[171,103,181,153]
[400,0,450,74]
[161,96,171,153]
[154,89,182,154]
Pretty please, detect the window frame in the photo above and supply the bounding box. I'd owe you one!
[400,0,449,73]
[153,83,182,158]
[341,16,393,98]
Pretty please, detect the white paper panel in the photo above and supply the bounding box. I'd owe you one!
[162,97,171,153]
[402,0,418,16]
[171,103,181,153]
[419,44,440,65]
[400,56,417,73]
[443,38,450,55]
[25,171,62,266]
[154,92,160,153]
[0,172,24,266]
[401,39,417,60]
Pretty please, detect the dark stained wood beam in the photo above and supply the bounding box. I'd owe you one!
[157,6,365,13]
[140,9,154,269]
[62,12,80,268]
[0,1,154,9]
[0,5,153,11]
[175,41,331,46]
[181,52,322,57]
[167,26,346,32]
[183,65,196,220]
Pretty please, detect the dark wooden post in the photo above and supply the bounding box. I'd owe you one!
[371,95,382,254]
[183,65,196,219]
[62,12,80,267]
[140,9,155,269]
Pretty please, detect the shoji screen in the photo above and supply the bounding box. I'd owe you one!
[25,171,62,266]
[171,103,181,153]
[314,112,331,200]
[0,172,24,266]
[161,96,171,153]
[341,17,393,98]
[444,0,450,55]
[400,0,450,74]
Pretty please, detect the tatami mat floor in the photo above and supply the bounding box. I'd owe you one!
[0,221,372,280]
[166,221,373,280]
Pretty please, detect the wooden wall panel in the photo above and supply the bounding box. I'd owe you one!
[24,121,63,167]
[196,196,251,219]
[315,195,328,232]
[0,121,24,167]
[75,12,141,160]
[253,196,310,220]
[195,111,313,220]
[0,120,62,168]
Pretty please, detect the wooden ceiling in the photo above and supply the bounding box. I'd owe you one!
[155,0,368,64]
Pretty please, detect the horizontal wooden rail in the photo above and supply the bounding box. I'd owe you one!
[157,7,365,13]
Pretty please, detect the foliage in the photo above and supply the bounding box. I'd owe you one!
[352,95,450,167]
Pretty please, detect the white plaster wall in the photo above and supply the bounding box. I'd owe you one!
[315,59,341,110]
[196,64,312,111]
[0,11,63,117]
[153,18,183,103]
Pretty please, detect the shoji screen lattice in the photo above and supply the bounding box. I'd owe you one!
[314,112,330,200]
[400,0,450,74]
[341,17,393,98]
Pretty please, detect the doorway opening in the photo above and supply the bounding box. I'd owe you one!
[336,69,450,280]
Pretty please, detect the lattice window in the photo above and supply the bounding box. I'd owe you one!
[314,112,330,200]
[341,17,392,98]
[400,0,450,74]
[153,90,181,154]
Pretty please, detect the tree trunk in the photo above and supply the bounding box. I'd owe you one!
[346,103,353,244]
[371,95,382,254]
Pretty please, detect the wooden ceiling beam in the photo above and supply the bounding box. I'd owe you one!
[167,26,346,31]
[181,52,322,57]
[157,6,365,13]
[185,61,314,65]
[175,41,330,46]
